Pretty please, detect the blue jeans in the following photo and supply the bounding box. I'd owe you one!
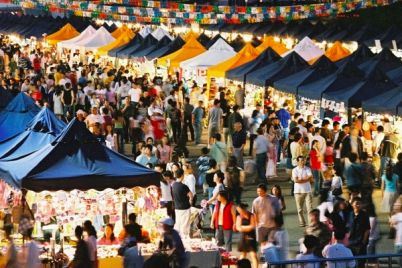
[216,226,233,252]
[312,169,321,195]
[396,245,402,265]
[256,153,267,181]
[282,127,289,140]
[233,147,244,169]
[194,122,202,144]
[380,156,395,177]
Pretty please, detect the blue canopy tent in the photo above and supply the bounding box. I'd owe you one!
[205,34,227,49]
[344,25,380,43]
[387,66,402,85]
[335,44,375,67]
[117,35,156,59]
[365,25,402,47]
[274,55,338,95]
[359,48,402,73]
[246,52,308,87]
[226,47,281,83]
[0,87,13,111]
[0,119,161,191]
[197,33,211,47]
[230,35,246,52]
[130,36,172,59]
[0,93,41,142]
[296,21,326,40]
[322,66,398,108]
[0,108,66,160]
[108,34,143,58]
[298,61,365,100]
[145,36,185,61]
[362,86,402,115]
[129,34,158,58]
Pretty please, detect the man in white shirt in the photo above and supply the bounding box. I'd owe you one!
[128,84,142,107]
[322,231,355,268]
[373,125,385,155]
[298,118,308,138]
[290,133,304,167]
[85,106,105,130]
[292,156,313,227]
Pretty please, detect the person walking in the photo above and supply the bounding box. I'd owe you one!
[292,156,313,227]
[236,203,258,268]
[210,133,228,172]
[225,156,245,205]
[192,100,204,145]
[231,121,247,169]
[210,191,236,252]
[183,97,194,142]
[381,163,399,214]
[172,168,193,238]
[208,99,223,147]
[310,140,323,196]
[254,128,269,182]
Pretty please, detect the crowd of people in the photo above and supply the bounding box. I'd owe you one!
[1,32,402,268]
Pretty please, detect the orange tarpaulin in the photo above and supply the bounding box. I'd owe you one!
[208,43,259,78]
[325,41,351,62]
[46,23,79,46]
[256,36,288,55]
[97,31,134,56]
[157,36,206,72]
[111,24,134,39]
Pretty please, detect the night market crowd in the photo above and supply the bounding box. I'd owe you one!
[0,34,402,268]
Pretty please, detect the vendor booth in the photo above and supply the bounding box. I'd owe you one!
[325,41,351,62]
[97,29,134,56]
[57,25,96,50]
[46,23,79,46]
[79,26,115,51]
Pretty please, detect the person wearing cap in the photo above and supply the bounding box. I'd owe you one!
[158,217,186,267]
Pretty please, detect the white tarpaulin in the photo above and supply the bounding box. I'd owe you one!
[180,38,235,70]
[139,26,152,38]
[80,27,115,50]
[284,36,324,62]
[57,25,96,50]
[151,27,173,41]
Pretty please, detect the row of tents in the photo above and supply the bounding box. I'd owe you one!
[0,92,160,192]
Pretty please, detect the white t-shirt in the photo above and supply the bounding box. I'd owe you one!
[160,182,173,202]
[295,253,320,268]
[128,87,142,103]
[322,243,355,268]
[391,213,402,245]
[317,201,333,222]
[85,114,105,126]
[292,166,312,194]
[183,174,196,195]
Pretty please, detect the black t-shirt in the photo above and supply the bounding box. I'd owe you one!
[349,210,370,246]
[172,182,190,210]
[205,172,216,188]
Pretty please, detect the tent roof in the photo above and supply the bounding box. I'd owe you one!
[0,87,13,111]
[180,38,236,69]
[129,34,159,58]
[0,93,41,142]
[359,48,402,73]
[197,33,211,47]
[246,52,308,87]
[387,66,402,85]
[363,86,402,115]
[109,34,143,58]
[151,27,172,41]
[80,26,115,50]
[138,26,152,38]
[336,43,375,67]
[158,36,206,70]
[46,23,79,45]
[230,35,246,52]
[285,36,324,62]
[323,66,397,107]
[325,41,351,62]
[226,47,281,82]
[205,34,227,49]
[145,36,185,60]
[0,119,161,191]
[256,36,288,55]
[274,55,338,95]
[57,25,96,49]
[208,43,259,78]
[298,61,365,100]
[111,24,133,39]
[97,31,134,56]
[0,108,66,160]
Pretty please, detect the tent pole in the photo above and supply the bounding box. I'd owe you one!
[347,107,352,124]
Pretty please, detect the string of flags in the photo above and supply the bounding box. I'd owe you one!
[13,0,396,25]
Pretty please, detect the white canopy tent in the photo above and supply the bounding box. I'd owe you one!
[151,27,173,41]
[57,25,96,50]
[283,36,324,62]
[139,26,152,38]
[180,38,235,83]
[79,27,115,51]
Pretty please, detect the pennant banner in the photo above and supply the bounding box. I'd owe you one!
[12,0,396,25]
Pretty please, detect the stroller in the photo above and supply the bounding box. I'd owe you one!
[189,206,207,238]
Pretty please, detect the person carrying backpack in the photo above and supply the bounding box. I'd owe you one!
[225,156,245,205]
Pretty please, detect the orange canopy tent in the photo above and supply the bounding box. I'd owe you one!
[208,43,259,78]
[97,31,134,56]
[46,23,80,46]
[256,36,288,55]
[157,36,206,72]
[111,24,134,39]
[325,41,351,62]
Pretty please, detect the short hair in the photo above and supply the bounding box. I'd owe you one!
[294,132,302,141]
[361,152,369,161]
[322,119,330,127]
[184,97,190,103]
[175,168,184,178]
[218,190,228,200]
[309,209,320,217]
[349,152,358,163]
[294,112,301,119]
[334,230,346,240]
[352,197,362,204]
[342,124,350,129]
[201,147,209,155]
[297,118,304,124]
[214,133,222,141]
[256,128,264,135]
[209,158,217,168]
[377,125,384,132]
[398,152,402,162]
[145,144,153,151]
[257,183,267,192]
[303,235,319,249]
[162,171,174,179]
[333,121,340,127]
[237,259,252,268]
[75,225,83,238]
[214,99,220,105]
[233,104,239,112]
[297,156,305,162]
[128,213,137,223]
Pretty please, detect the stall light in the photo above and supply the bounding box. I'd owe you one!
[115,21,123,28]
[274,36,280,43]
[243,34,253,42]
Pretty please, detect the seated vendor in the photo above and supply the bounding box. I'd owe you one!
[118,213,143,242]
[98,224,120,245]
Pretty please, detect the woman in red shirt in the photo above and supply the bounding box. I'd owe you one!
[310,140,322,196]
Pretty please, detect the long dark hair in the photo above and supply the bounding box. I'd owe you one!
[103,224,116,242]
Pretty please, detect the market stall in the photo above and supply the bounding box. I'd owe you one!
[97,29,134,56]
[79,26,115,51]
[46,23,79,46]
[57,25,96,50]
[324,41,351,62]
[256,35,288,55]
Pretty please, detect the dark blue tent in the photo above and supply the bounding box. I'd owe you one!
[0,87,13,111]
[205,34,229,49]
[365,25,402,47]
[117,35,156,59]
[130,36,172,59]
[0,108,66,160]
[323,66,397,108]
[145,36,185,60]
[0,119,161,191]
[296,21,326,40]
[129,34,158,58]
[108,34,143,58]
[335,44,375,67]
[387,66,402,85]
[0,93,41,142]
[274,56,338,95]
[362,86,402,115]
[359,48,402,74]
[344,25,379,43]
[298,61,365,100]
[226,47,281,83]
[197,33,211,47]
[230,35,246,52]
[247,52,308,87]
